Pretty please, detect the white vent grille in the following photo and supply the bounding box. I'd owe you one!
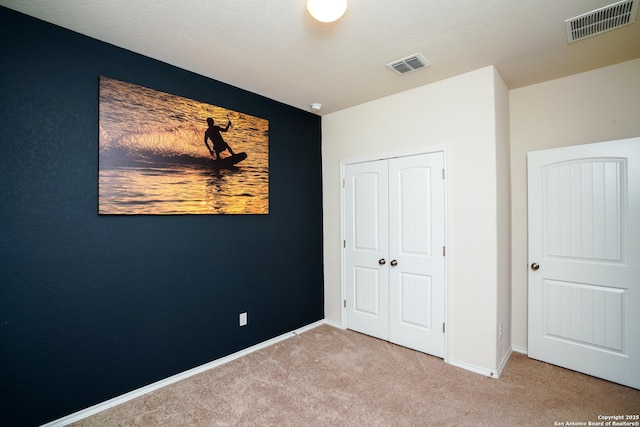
[387,54,430,75]
[565,0,638,42]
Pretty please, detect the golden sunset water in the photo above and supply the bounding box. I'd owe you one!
[98,76,268,214]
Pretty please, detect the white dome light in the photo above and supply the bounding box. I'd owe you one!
[307,0,348,23]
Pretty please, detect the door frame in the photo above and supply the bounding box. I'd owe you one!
[340,147,450,362]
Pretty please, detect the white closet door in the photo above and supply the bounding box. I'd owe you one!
[528,138,640,389]
[344,159,390,341]
[389,153,445,357]
[344,152,446,357]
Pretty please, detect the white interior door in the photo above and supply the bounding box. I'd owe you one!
[528,137,640,389]
[344,159,390,341]
[388,153,445,356]
[344,152,445,357]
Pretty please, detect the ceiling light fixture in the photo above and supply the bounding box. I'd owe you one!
[307,0,348,23]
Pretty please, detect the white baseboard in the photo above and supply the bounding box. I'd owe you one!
[323,319,343,329]
[495,348,512,378]
[449,347,518,380]
[447,358,498,378]
[512,345,528,355]
[41,320,326,427]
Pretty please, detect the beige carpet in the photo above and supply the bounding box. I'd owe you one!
[70,324,640,426]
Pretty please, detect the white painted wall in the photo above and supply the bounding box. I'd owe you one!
[494,69,512,368]
[322,66,508,372]
[322,58,639,373]
[509,58,640,351]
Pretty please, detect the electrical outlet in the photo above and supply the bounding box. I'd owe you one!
[499,323,503,340]
[239,312,248,327]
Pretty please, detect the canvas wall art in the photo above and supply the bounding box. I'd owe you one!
[98,76,269,215]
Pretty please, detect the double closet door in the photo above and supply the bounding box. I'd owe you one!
[344,152,445,357]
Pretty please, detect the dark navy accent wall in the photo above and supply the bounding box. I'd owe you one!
[0,7,323,426]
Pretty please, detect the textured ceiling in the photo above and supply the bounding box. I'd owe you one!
[2,0,639,114]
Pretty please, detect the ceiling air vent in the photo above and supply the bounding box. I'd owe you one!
[565,0,638,43]
[387,54,430,75]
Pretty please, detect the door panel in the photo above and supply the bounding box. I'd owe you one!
[544,159,623,261]
[399,273,432,329]
[354,267,382,316]
[389,153,445,356]
[345,160,389,341]
[528,137,639,389]
[545,280,623,352]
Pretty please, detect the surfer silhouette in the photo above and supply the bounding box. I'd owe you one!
[204,117,236,160]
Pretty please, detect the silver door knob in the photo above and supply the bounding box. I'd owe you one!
[390,260,398,267]
[379,258,386,265]
[531,263,540,270]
